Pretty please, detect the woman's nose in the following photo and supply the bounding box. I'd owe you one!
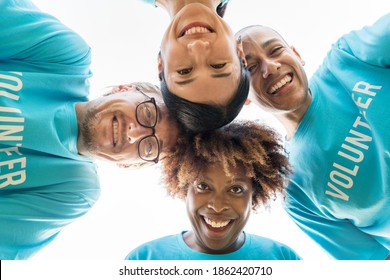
[187,40,211,58]
[207,193,229,213]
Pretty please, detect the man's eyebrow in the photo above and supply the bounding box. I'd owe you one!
[261,38,279,49]
[245,38,280,61]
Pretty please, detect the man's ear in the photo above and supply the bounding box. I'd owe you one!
[117,162,153,169]
[111,84,135,94]
[157,53,163,81]
[117,163,131,168]
[291,46,305,66]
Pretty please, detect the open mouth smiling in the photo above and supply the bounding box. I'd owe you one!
[179,22,214,37]
[268,74,292,94]
[203,216,232,230]
[112,116,119,147]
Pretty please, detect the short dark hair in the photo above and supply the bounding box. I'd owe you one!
[216,1,228,17]
[160,59,250,133]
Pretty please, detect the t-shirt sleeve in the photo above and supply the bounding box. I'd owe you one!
[339,12,390,67]
[0,190,96,259]
[0,0,91,74]
[283,188,390,260]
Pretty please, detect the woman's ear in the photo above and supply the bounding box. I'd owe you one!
[157,52,163,81]
[236,37,247,67]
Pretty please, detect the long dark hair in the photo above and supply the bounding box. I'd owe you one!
[160,59,250,133]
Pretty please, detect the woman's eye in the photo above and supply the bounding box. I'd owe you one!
[177,68,192,75]
[196,182,209,191]
[230,185,244,194]
[211,63,226,69]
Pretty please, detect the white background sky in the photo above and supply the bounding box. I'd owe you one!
[29,0,389,260]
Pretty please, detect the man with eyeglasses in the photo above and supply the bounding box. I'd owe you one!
[76,83,179,169]
[0,0,179,259]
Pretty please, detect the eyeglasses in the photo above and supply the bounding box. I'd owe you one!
[135,87,160,163]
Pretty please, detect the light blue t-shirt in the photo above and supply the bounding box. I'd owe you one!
[125,231,301,260]
[283,13,390,260]
[0,0,100,259]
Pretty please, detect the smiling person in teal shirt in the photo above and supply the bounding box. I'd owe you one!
[126,120,301,260]
[237,13,390,260]
[0,0,180,259]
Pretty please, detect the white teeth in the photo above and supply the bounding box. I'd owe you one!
[113,119,118,145]
[204,217,230,228]
[269,75,292,94]
[184,26,211,35]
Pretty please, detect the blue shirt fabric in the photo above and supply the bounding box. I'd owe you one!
[0,0,100,259]
[125,231,301,260]
[283,13,390,260]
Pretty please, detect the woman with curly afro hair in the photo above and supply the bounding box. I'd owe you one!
[125,120,301,260]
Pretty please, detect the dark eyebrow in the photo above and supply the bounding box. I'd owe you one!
[245,38,281,61]
[212,72,232,78]
[261,38,280,49]
[175,78,195,86]
[174,72,231,85]
[228,178,250,185]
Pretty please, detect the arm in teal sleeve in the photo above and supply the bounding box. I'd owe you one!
[340,12,390,67]
[284,189,390,260]
[0,0,91,74]
[0,191,94,259]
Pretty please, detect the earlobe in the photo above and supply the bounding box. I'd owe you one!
[112,84,134,94]
[236,43,247,67]
[291,46,305,66]
[117,163,131,168]
[157,53,163,81]
[245,98,251,105]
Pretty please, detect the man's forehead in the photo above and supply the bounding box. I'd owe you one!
[244,26,283,42]
[146,90,163,102]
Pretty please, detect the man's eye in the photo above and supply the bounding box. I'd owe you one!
[247,64,257,73]
[271,46,284,55]
[211,63,226,69]
[138,104,156,126]
[177,68,192,75]
[144,140,153,155]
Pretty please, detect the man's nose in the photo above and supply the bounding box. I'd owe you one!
[261,59,281,79]
[127,123,152,144]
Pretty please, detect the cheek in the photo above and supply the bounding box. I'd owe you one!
[250,76,263,95]
[236,197,252,219]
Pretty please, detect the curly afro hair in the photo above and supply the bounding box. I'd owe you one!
[161,120,292,210]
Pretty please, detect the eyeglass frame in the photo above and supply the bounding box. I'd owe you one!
[134,86,161,163]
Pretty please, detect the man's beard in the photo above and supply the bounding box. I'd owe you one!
[80,107,101,156]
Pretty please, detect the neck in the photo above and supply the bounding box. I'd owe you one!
[275,90,312,140]
[74,102,87,155]
[156,0,221,18]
